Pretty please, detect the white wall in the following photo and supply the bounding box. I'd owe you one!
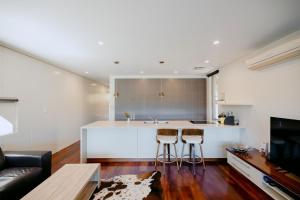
[0,45,108,152]
[218,33,300,148]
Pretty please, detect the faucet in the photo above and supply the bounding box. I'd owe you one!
[149,116,159,124]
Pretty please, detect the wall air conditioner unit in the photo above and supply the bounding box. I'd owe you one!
[246,37,300,70]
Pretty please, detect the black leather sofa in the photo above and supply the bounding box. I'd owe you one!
[0,147,52,200]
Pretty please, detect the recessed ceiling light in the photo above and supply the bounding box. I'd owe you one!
[194,67,205,70]
[140,70,144,74]
[173,70,179,74]
[91,83,97,87]
[114,61,120,64]
[213,40,220,45]
[85,71,89,74]
[159,61,165,64]
[204,60,210,64]
[98,41,104,46]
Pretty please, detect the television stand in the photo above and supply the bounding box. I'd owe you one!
[226,148,300,200]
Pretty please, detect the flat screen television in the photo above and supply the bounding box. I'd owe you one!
[270,117,300,176]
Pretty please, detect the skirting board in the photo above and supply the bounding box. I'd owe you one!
[87,158,226,163]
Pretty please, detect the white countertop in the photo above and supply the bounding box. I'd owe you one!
[81,120,244,129]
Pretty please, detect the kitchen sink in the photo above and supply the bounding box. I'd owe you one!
[144,120,169,124]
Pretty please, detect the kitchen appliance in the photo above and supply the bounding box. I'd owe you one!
[190,120,215,124]
[224,116,235,125]
[269,117,300,176]
[218,112,235,125]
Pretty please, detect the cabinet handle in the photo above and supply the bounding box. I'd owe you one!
[114,92,119,98]
[158,92,165,97]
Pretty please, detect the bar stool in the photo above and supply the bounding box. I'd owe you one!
[155,129,179,175]
[180,129,206,175]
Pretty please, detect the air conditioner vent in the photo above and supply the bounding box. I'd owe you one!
[246,37,300,70]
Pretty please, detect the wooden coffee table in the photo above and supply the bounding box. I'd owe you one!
[22,164,100,200]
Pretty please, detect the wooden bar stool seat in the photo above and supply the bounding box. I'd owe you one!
[180,129,205,175]
[155,129,179,175]
[182,135,203,144]
[157,135,177,144]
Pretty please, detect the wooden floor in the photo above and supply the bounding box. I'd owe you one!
[52,141,272,200]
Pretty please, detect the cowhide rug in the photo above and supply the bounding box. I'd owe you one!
[91,171,162,200]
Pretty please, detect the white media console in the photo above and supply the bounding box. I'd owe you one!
[227,149,299,200]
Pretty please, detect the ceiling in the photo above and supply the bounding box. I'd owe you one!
[1,0,300,84]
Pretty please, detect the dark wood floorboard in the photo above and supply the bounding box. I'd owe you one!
[52,141,272,200]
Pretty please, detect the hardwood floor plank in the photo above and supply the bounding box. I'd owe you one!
[52,141,272,200]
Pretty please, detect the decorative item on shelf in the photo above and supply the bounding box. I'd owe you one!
[259,142,269,157]
[124,112,131,122]
[259,142,265,154]
[265,142,269,157]
[230,144,251,153]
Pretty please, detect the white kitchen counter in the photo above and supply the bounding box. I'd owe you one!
[81,120,243,129]
[80,120,244,163]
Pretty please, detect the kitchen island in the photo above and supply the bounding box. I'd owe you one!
[80,120,244,163]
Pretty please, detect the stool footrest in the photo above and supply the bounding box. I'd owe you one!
[181,154,201,159]
[181,159,204,164]
[156,154,178,164]
[181,154,204,164]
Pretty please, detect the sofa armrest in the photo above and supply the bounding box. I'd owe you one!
[4,151,52,179]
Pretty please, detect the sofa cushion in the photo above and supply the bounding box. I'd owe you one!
[4,151,52,179]
[0,167,43,200]
[0,148,5,170]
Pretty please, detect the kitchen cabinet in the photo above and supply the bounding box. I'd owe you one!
[115,78,206,120]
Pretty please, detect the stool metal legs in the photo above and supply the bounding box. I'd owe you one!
[155,143,179,175]
[155,143,160,170]
[167,144,170,162]
[180,143,205,175]
[173,143,179,171]
[180,143,185,168]
[163,144,166,175]
[192,144,196,175]
[199,144,206,170]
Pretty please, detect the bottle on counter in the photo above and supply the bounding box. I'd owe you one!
[218,112,226,124]
[235,119,240,126]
